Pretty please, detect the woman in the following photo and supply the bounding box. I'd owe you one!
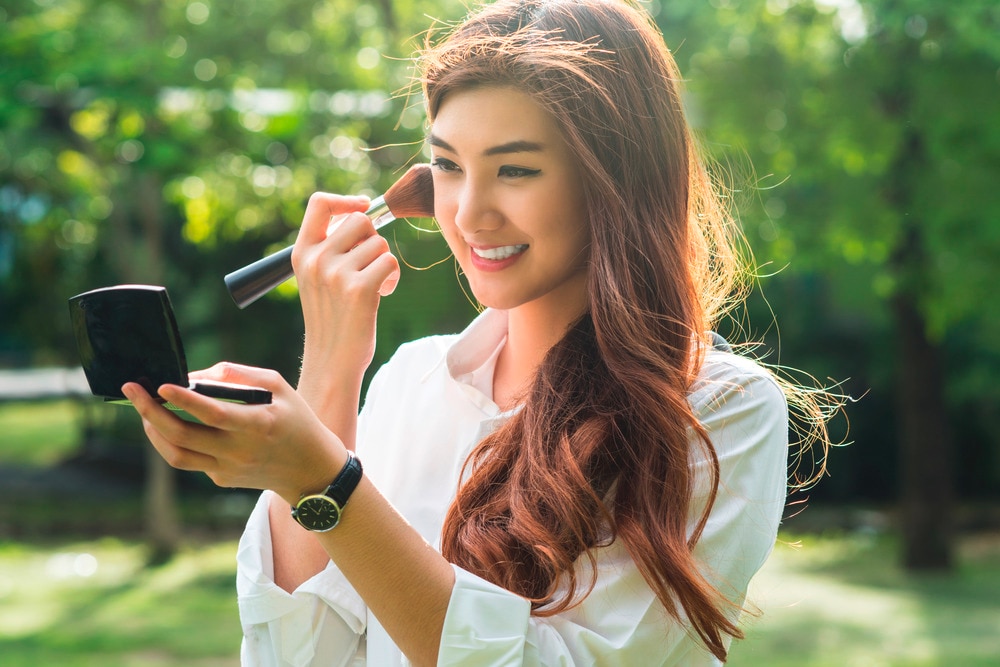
[125,1,838,664]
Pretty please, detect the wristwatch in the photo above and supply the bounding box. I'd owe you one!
[290,451,363,532]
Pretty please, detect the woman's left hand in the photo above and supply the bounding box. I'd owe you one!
[122,362,347,505]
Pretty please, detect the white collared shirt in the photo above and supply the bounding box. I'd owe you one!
[236,309,788,666]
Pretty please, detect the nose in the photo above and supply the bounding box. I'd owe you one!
[452,175,503,235]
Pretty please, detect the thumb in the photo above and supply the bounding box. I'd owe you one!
[189,362,286,390]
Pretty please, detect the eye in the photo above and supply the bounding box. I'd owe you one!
[498,165,541,178]
[431,157,460,173]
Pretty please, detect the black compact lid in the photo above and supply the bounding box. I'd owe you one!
[68,285,189,399]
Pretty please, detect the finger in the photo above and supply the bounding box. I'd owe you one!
[294,213,376,280]
[141,417,219,473]
[123,382,211,438]
[340,231,392,270]
[122,383,219,470]
[329,241,399,300]
[298,192,370,246]
[156,384,241,430]
[320,211,378,255]
[187,362,285,389]
[124,381,239,441]
[379,276,400,297]
[375,254,402,297]
[326,213,349,236]
[123,381,179,425]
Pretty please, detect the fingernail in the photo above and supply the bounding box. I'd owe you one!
[157,384,180,400]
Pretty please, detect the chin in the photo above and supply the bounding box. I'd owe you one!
[465,286,522,312]
[470,295,516,311]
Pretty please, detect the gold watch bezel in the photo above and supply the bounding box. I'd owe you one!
[292,493,343,532]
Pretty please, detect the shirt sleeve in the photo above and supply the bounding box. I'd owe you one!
[688,361,790,603]
[235,352,405,666]
[236,490,367,667]
[435,357,789,667]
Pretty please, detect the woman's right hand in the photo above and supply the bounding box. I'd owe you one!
[291,192,401,435]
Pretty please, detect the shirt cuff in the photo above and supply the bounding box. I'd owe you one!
[438,565,531,665]
[236,490,367,632]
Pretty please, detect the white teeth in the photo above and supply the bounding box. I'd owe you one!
[472,244,528,260]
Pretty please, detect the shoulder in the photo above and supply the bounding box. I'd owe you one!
[687,352,791,591]
[357,332,461,453]
[689,349,787,429]
[367,333,459,391]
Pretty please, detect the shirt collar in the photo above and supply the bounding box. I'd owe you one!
[415,309,508,414]
[445,308,509,379]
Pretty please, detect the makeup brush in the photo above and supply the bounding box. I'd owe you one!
[224,163,435,309]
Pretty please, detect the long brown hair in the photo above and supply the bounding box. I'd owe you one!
[421,0,827,660]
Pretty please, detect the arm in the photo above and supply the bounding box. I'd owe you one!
[236,491,366,667]
[127,351,783,666]
[230,190,400,594]
[137,189,446,663]
[124,371,454,667]
[292,191,399,445]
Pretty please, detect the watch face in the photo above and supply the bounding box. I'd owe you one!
[293,495,342,532]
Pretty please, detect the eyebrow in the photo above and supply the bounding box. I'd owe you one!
[427,133,545,157]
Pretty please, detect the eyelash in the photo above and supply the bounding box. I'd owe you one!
[430,158,541,179]
[499,165,541,178]
[431,157,460,173]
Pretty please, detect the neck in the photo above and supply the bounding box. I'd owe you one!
[493,301,586,410]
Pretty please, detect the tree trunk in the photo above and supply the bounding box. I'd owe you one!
[892,289,954,570]
[880,45,956,569]
[145,449,182,564]
[112,172,182,562]
[51,85,184,562]
[884,121,954,570]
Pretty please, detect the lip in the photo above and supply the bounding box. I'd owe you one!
[467,243,528,272]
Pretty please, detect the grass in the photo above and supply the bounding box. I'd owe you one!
[0,400,243,665]
[729,531,1000,667]
[2,401,998,665]
[0,532,997,666]
[0,538,242,667]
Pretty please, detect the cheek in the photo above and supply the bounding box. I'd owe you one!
[433,186,459,233]
[533,198,588,250]
[532,175,586,232]
[433,181,482,261]
[434,214,463,256]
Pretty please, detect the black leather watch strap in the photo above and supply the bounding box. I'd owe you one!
[324,451,363,508]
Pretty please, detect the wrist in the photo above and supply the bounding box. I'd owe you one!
[297,356,364,400]
[300,333,374,373]
[276,441,350,507]
[289,451,364,532]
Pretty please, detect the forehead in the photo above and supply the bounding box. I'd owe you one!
[429,86,566,153]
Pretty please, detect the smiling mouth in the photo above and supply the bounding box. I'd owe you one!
[472,244,528,261]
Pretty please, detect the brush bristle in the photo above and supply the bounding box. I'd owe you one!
[383,164,435,219]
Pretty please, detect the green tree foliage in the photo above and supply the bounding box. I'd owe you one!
[0,0,473,558]
[2,0,998,568]
[659,0,1000,568]
[0,0,473,376]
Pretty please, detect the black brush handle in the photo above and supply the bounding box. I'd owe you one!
[224,245,293,309]
[224,194,393,309]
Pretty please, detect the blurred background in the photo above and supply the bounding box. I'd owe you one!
[1,0,997,665]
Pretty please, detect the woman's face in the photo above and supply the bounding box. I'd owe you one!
[429,86,590,322]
